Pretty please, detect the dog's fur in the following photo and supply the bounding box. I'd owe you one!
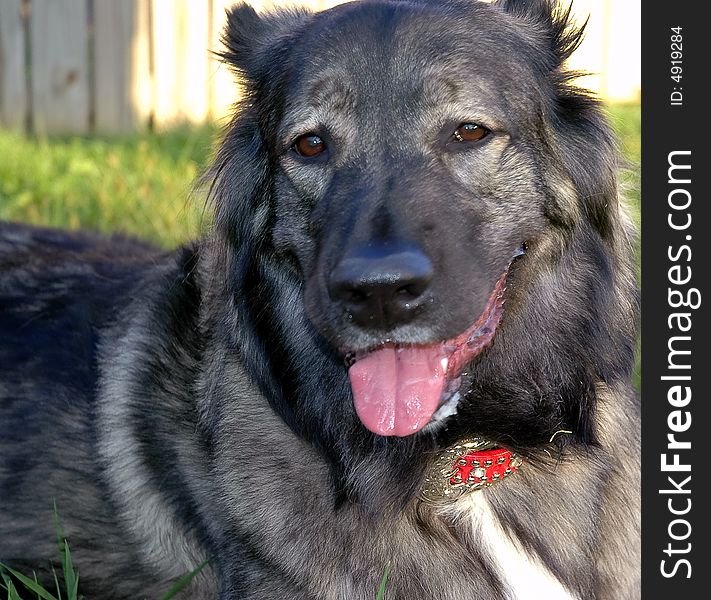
[0,1,640,598]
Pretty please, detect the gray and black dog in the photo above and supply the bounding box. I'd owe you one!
[0,0,640,598]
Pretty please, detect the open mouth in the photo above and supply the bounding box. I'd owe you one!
[346,247,524,437]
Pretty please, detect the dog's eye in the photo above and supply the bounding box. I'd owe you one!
[293,134,326,158]
[453,123,489,143]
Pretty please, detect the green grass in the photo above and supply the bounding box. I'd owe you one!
[0,506,207,600]
[0,103,640,248]
[0,125,217,248]
[375,564,391,600]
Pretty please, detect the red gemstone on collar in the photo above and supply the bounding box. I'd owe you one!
[448,448,520,487]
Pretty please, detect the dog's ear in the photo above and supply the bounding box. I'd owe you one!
[208,4,317,259]
[220,3,314,83]
[496,0,584,69]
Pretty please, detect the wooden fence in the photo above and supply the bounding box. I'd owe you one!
[0,0,640,135]
[0,0,334,134]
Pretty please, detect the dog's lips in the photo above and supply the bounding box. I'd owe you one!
[347,268,509,437]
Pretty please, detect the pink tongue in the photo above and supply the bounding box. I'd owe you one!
[348,345,448,437]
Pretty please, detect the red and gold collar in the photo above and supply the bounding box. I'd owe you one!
[420,438,522,503]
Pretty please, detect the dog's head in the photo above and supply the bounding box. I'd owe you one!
[207,0,637,489]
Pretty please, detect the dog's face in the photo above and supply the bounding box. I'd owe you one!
[270,3,555,436]
[272,5,544,340]
[212,0,637,462]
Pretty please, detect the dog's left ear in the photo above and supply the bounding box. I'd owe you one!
[496,0,584,70]
[220,3,314,84]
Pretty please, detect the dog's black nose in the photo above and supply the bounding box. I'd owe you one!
[329,246,433,329]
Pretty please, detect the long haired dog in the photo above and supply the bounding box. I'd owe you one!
[0,1,640,598]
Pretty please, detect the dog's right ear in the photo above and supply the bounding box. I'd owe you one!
[220,3,313,83]
[496,0,582,68]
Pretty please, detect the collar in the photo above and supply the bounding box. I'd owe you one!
[419,438,522,503]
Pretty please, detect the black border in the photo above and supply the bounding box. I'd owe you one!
[641,2,710,598]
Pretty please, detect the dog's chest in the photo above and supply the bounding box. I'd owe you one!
[444,494,580,600]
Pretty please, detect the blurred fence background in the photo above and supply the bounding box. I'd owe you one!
[0,0,640,135]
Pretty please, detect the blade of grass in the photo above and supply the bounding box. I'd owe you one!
[158,560,210,600]
[375,564,390,600]
[3,573,20,600]
[33,572,43,600]
[1,572,15,597]
[0,565,58,600]
[59,542,76,600]
[53,503,77,600]
[50,566,61,600]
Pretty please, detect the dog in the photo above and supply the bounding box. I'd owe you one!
[0,0,640,598]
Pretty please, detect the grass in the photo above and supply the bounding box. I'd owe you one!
[0,104,640,248]
[1,555,207,600]
[0,506,207,600]
[376,565,391,600]
[0,125,217,248]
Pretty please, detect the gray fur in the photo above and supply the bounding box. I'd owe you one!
[1,1,639,598]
